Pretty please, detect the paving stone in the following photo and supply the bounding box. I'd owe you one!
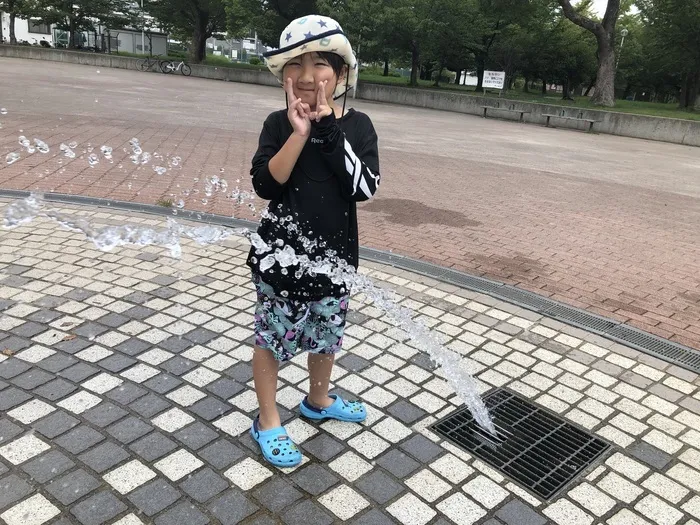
[79,441,131,473]
[189,396,232,421]
[282,499,334,525]
[12,321,48,338]
[21,450,75,482]
[0,418,23,444]
[129,393,171,418]
[173,421,219,449]
[179,467,228,503]
[58,362,99,382]
[160,335,195,353]
[31,410,80,438]
[0,474,32,510]
[411,352,435,371]
[253,478,303,513]
[144,373,182,394]
[123,306,158,320]
[0,299,16,310]
[151,286,179,299]
[124,290,154,304]
[160,357,199,376]
[116,337,151,356]
[400,434,443,463]
[64,288,97,301]
[649,383,684,403]
[46,468,100,504]
[206,378,245,400]
[387,399,427,424]
[11,368,54,389]
[183,328,217,345]
[127,479,181,516]
[73,322,110,338]
[106,382,147,405]
[350,509,396,525]
[0,358,32,379]
[107,416,153,444]
[35,354,77,373]
[129,431,178,462]
[154,501,209,525]
[356,470,404,504]
[0,387,32,410]
[33,378,77,401]
[629,442,674,470]
[376,448,421,478]
[70,490,127,525]
[99,354,137,373]
[28,309,63,323]
[621,371,654,389]
[97,313,130,328]
[302,433,346,462]
[338,354,372,373]
[208,490,259,525]
[150,274,178,285]
[198,439,246,469]
[291,464,340,496]
[83,402,129,427]
[55,425,105,454]
[225,362,253,383]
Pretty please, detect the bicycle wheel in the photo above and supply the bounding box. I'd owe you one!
[137,59,148,72]
[181,64,191,76]
[159,60,172,73]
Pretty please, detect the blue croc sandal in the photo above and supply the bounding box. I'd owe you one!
[250,417,302,468]
[299,395,367,423]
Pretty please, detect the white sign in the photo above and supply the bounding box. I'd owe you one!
[483,70,506,90]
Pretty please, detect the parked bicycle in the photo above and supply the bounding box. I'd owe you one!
[160,59,191,76]
[136,54,163,72]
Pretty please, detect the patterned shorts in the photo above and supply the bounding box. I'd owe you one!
[252,274,349,362]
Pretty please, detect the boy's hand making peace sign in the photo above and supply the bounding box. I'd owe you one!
[286,78,335,138]
[312,80,333,122]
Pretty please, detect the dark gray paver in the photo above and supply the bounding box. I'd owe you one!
[225,363,253,383]
[83,402,129,427]
[159,335,194,353]
[376,449,420,478]
[0,387,31,410]
[70,490,127,525]
[189,397,232,421]
[106,416,153,444]
[350,509,397,525]
[496,500,547,525]
[0,338,32,354]
[53,337,92,354]
[198,440,246,469]
[73,322,110,338]
[629,442,674,470]
[58,362,99,382]
[173,421,219,450]
[0,418,23,444]
[33,378,77,401]
[180,467,228,503]
[302,434,345,462]
[184,328,217,344]
[127,479,181,516]
[129,432,178,462]
[208,490,259,525]
[337,354,372,373]
[154,501,210,525]
[46,468,100,505]
[11,368,55,389]
[387,400,427,424]
[99,354,137,373]
[79,441,131,473]
[32,410,80,438]
[206,378,244,400]
[95,313,129,328]
[22,450,75,483]
[106,382,147,405]
[282,500,334,525]
[143,373,182,394]
[253,478,303,513]
[356,470,404,504]
[115,337,151,356]
[12,321,47,338]
[36,354,77,373]
[400,434,443,463]
[55,426,105,454]
[129,394,171,418]
[291,464,339,496]
[0,358,32,379]
[160,357,198,376]
[0,474,32,510]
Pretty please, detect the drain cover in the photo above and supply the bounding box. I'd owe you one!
[431,389,611,500]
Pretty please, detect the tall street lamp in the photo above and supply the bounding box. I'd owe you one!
[615,27,629,72]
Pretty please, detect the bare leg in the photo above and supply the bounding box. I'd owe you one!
[252,345,281,429]
[307,352,336,408]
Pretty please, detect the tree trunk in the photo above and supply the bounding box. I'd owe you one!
[454,69,461,85]
[409,43,419,87]
[542,79,547,95]
[383,58,389,77]
[679,69,700,109]
[191,12,209,63]
[584,76,596,96]
[67,17,77,49]
[523,75,530,93]
[474,55,485,92]
[562,77,574,100]
[9,12,17,45]
[433,64,444,87]
[590,31,616,106]
[0,13,4,43]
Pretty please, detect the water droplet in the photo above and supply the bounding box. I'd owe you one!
[171,156,181,167]
[68,141,78,149]
[175,200,185,209]
[100,145,112,159]
[34,138,49,153]
[153,165,167,176]
[6,152,20,165]
[87,154,99,167]
[201,199,208,205]
[0,108,7,115]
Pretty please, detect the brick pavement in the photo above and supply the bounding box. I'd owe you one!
[2,58,700,349]
[2,202,700,524]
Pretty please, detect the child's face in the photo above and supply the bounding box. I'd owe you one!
[283,52,341,108]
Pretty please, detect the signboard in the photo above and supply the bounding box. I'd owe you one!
[483,71,506,90]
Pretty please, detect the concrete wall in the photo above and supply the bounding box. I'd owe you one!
[1,44,698,147]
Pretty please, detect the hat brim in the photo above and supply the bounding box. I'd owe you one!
[264,32,358,100]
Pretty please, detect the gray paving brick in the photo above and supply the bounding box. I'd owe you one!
[482,520,506,525]
[474,314,500,327]
[53,337,91,354]
[150,274,178,285]
[282,499,334,525]
[350,509,396,525]
[48,519,74,525]
[400,434,443,463]
[99,354,137,373]
[376,449,420,478]
[189,396,232,421]
[32,296,67,310]
[173,421,218,450]
[180,467,228,503]
[123,290,153,304]
[32,410,80,438]
[27,309,63,323]
[46,468,100,505]
[188,275,215,285]
[208,490,258,525]
[155,338,192,357]
[1,275,30,287]
[123,305,158,320]
[144,373,182,394]
[115,337,151,356]
[0,463,7,476]
[130,432,178,462]
[541,340,571,356]
[155,501,209,525]
[55,426,105,454]
[95,313,129,329]
[0,299,16,311]
[22,450,75,482]
[11,368,55,389]
[496,322,523,335]
[302,434,345,462]
[79,441,131,473]
[151,286,179,299]
[356,470,404,504]
[387,400,427,424]
[3,264,30,275]
[160,357,198,376]
[64,288,96,301]
[12,321,47,338]
[206,378,244,400]
[0,379,7,391]
[411,352,435,371]
[70,490,127,525]
[33,378,78,401]
[291,464,339,496]
[129,393,171,418]
[337,354,372,373]
[36,353,78,373]
[0,474,32,510]
[246,516,278,525]
[0,418,24,444]
[628,442,673,470]
[649,383,684,403]
[681,396,700,415]
[106,382,147,405]
[666,365,698,383]
[184,328,217,345]
[592,359,624,376]
[496,499,547,525]
[198,439,245,469]
[253,478,303,513]
[73,322,110,338]
[0,387,32,410]
[621,371,655,389]
[637,353,669,369]
[128,479,181,516]
[58,362,99,382]
[0,358,32,379]
[106,416,153,444]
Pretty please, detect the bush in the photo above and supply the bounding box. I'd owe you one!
[205,54,233,66]
[249,57,262,65]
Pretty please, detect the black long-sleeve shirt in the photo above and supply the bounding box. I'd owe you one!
[247,108,380,301]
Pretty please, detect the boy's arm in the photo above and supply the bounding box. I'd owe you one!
[313,113,380,202]
[251,115,307,200]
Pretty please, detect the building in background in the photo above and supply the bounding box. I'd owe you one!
[205,31,268,62]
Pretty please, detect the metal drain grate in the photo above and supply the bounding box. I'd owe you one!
[432,389,611,501]
[543,304,619,333]
[606,325,700,369]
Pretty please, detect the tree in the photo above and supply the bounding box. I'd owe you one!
[1,0,38,44]
[225,0,317,47]
[557,0,621,106]
[146,0,227,62]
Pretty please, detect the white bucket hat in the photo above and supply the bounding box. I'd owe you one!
[263,15,358,100]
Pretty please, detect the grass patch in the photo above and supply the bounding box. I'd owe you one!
[359,73,700,122]
[155,197,174,208]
